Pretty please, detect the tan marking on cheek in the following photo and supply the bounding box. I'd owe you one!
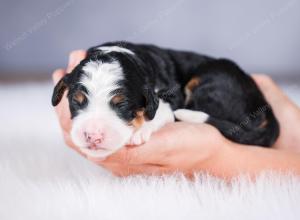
[129,110,145,129]
[259,119,268,128]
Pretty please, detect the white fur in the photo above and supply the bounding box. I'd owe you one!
[129,99,174,145]
[174,109,209,123]
[70,60,174,157]
[71,60,133,158]
[1,83,300,219]
[97,46,135,55]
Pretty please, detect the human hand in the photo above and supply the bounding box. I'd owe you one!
[96,122,229,177]
[52,50,87,157]
[252,74,300,152]
[98,74,300,176]
[52,50,231,177]
[52,50,300,177]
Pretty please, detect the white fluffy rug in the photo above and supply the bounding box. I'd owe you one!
[1,81,300,220]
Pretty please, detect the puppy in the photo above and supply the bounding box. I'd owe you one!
[52,41,279,158]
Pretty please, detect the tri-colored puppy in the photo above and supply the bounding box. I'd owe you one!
[52,42,279,158]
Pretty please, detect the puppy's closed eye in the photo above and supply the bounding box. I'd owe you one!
[111,94,125,105]
[73,91,87,105]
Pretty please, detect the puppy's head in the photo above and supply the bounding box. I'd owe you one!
[52,48,158,158]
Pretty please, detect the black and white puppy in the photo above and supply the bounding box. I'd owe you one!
[52,41,279,158]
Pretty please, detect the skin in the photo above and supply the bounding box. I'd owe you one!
[52,50,300,179]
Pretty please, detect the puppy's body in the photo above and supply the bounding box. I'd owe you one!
[52,41,279,158]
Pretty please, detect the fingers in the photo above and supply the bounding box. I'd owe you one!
[52,50,88,160]
[252,74,291,107]
[52,50,86,85]
[103,138,169,166]
[66,50,87,73]
[98,123,202,166]
[52,69,65,84]
[252,74,282,95]
[89,144,160,166]
[92,147,147,165]
[101,163,170,177]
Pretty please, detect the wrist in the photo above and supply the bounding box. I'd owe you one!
[209,139,238,178]
[203,141,300,179]
[195,136,236,178]
[211,141,266,179]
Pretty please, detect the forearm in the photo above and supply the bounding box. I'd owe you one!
[205,142,300,180]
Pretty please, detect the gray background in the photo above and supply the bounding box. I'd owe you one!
[0,0,299,79]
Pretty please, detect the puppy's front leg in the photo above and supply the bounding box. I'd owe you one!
[129,100,175,145]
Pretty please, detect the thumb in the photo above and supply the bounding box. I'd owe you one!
[52,69,66,84]
[66,50,87,73]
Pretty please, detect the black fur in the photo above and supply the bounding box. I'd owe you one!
[52,41,279,147]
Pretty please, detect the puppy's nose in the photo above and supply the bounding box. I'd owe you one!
[84,131,105,146]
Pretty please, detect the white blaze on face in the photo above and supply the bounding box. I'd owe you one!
[96,46,135,55]
[70,60,134,158]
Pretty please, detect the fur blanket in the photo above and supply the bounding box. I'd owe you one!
[0,82,300,220]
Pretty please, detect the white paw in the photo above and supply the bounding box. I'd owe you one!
[174,109,209,123]
[128,126,154,146]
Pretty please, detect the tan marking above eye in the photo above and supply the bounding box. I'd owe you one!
[74,91,86,104]
[111,94,125,104]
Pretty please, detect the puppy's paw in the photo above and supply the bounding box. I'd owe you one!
[174,109,209,123]
[128,125,154,146]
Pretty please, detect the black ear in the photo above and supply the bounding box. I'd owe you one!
[143,86,159,120]
[51,75,70,106]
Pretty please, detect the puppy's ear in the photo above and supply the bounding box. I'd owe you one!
[51,75,70,106]
[143,86,159,120]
